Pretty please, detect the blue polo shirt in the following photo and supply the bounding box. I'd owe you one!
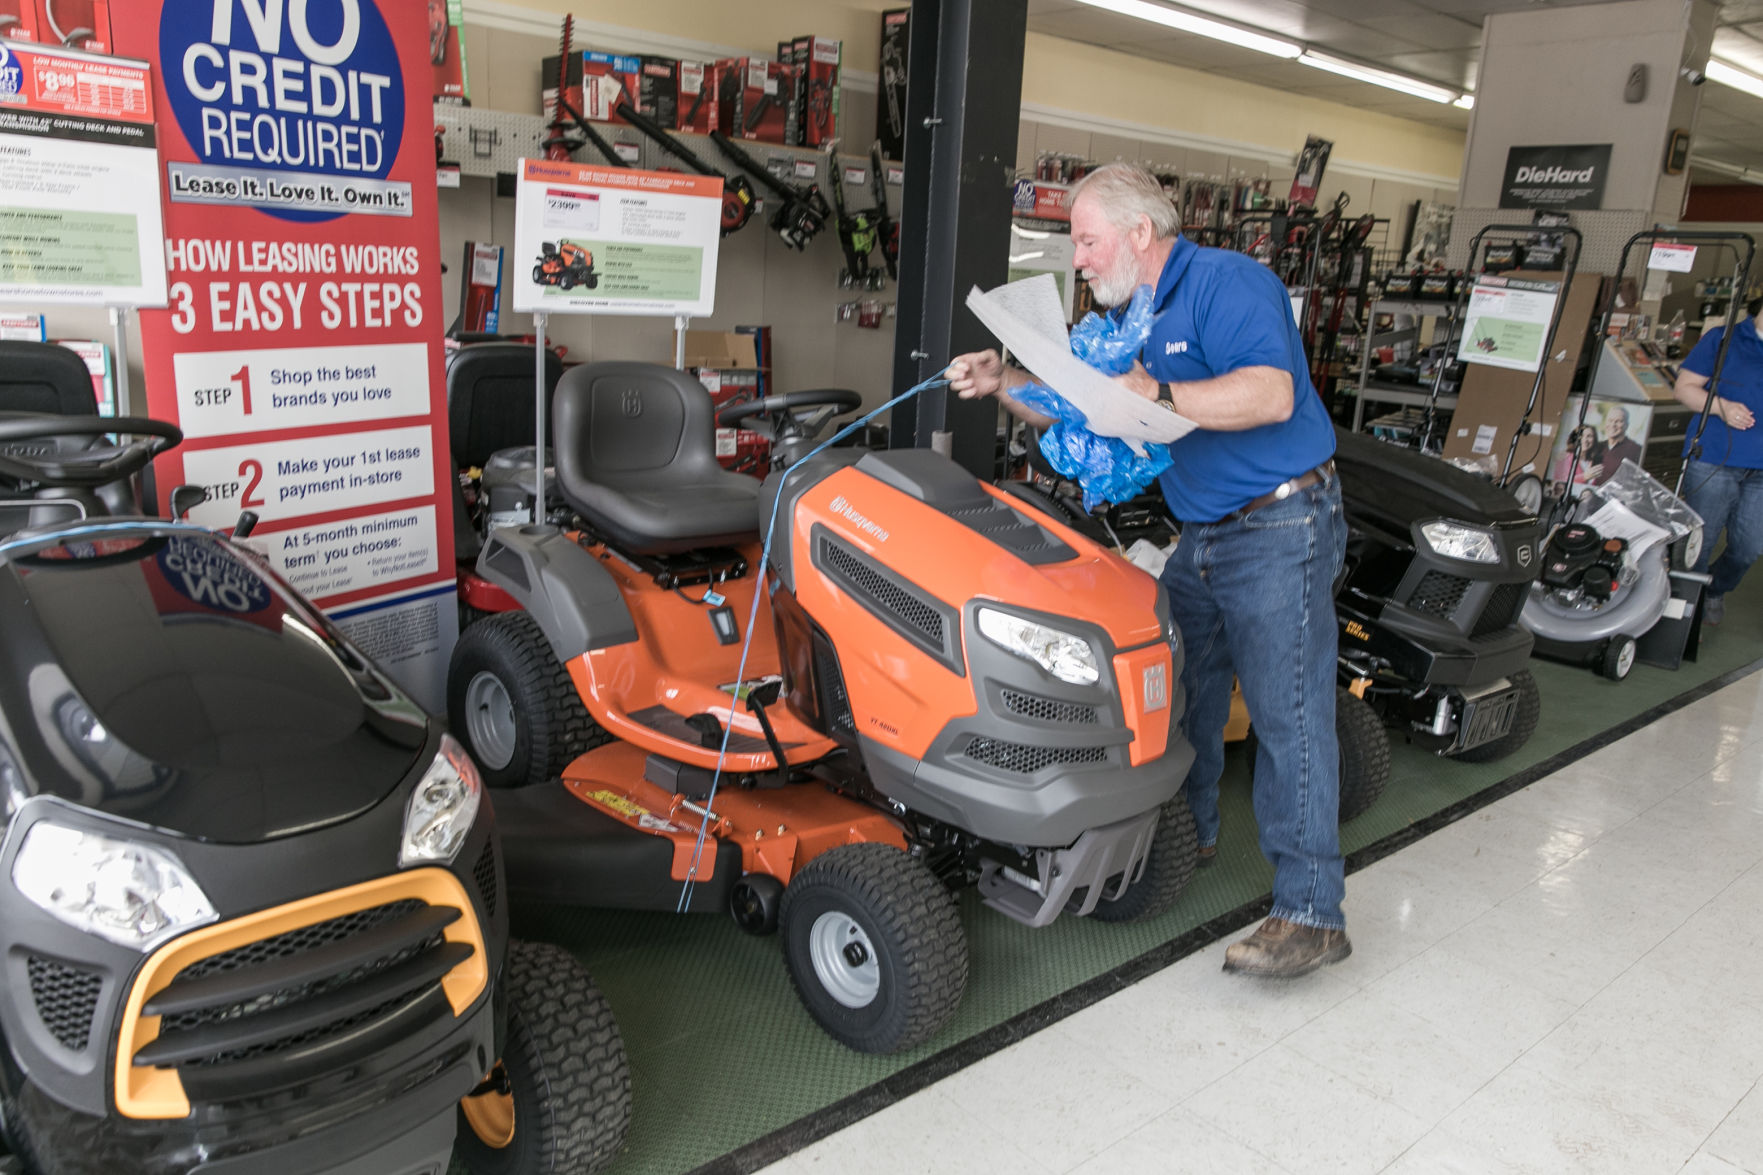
[1681,320,1763,469]
[1141,235,1336,522]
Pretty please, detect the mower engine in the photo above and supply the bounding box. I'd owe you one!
[1538,523,1627,604]
[480,446,557,530]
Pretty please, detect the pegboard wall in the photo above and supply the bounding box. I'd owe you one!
[1446,207,1652,276]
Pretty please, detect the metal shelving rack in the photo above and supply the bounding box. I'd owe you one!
[1350,298,1458,432]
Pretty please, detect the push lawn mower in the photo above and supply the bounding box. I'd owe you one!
[0,408,629,1174]
[533,242,598,291]
[448,363,1199,1054]
[1520,460,1704,680]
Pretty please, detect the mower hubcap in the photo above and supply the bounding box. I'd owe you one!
[464,672,518,770]
[809,911,880,1009]
[1616,641,1635,677]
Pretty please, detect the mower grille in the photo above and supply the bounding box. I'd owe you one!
[1409,570,1472,619]
[817,535,950,655]
[28,955,103,1052]
[1472,581,1527,637]
[962,736,1109,774]
[132,896,474,1101]
[813,639,856,736]
[1001,688,1099,725]
[473,841,499,920]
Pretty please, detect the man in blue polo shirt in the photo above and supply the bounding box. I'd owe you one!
[1675,296,1763,626]
[950,163,1348,978]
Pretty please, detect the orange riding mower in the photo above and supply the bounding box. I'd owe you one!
[532,242,598,291]
[448,363,1198,1054]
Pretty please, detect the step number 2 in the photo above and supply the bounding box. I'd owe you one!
[232,365,253,415]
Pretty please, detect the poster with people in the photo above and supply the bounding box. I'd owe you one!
[1547,396,1653,499]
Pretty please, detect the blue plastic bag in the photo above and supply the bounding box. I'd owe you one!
[1016,287,1172,512]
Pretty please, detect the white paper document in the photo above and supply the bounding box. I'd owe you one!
[965,276,1196,448]
[1583,499,1672,560]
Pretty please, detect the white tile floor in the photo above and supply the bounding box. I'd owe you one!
[759,674,1763,1175]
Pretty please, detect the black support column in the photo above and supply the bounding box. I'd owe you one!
[888,0,1027,479]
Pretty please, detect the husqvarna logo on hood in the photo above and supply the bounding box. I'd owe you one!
[1143,663,1168,712]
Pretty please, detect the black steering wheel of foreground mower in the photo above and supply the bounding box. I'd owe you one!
[717,389,863,441]
[0,414,183,487]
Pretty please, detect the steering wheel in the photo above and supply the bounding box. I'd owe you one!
[0,414,182,487]
[717,389,862,443]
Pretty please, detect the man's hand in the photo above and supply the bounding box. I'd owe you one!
[1721,397,1757,430]
[949,350,1005,400]
[1117,361,1158,402]
[1588,462,1604,482]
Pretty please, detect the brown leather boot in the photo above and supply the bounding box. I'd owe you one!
[1222,916,1351,977]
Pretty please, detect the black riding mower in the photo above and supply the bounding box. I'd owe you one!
[0,395,628,1173]
[447,363,1200,1055]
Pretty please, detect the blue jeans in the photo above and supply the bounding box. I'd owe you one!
[1684,459,1763,597]
[1160,479,1348,930]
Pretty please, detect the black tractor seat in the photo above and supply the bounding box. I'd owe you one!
[553,362,760,555]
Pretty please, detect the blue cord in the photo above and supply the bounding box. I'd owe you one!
[676,372,949,913]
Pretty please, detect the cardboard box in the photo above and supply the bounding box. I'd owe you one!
[0,313,46,341]
[636,55,678,128]
[676,61,718,132]
[716,58,798,144]
[801,36,841,147]
[1441,271,1606,476]
[429,0,470,104]
[784,37,809,144]
[541,53,583,119]
[0,0,42,42]
[876,9,910,160]
[52,339,112,415]
[682,330,761,371]
[33,0,110,53]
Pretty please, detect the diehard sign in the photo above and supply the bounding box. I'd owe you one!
[0,41,168,307]
[114,0,457,710]
[513,159,723,317]
[1499,144,1612,211]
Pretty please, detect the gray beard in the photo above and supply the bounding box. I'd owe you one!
[1086,265,1138,308]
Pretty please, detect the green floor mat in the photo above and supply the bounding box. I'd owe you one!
[504,581,1763,1175]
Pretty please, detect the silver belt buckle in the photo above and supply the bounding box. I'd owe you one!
[1274,480,1293,501]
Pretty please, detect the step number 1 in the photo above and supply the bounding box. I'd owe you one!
[232,365,253,415]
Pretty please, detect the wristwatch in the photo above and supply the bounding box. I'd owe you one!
[1156,382,1176,412]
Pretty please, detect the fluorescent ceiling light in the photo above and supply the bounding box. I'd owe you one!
[1453,94,1475,109]
[1707,58,1763,101]
[1299,51,1457,103]
[1071,0,1302,59]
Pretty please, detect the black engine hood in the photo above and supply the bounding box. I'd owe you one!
[0,526,430,843]
[1335,428,1532,529]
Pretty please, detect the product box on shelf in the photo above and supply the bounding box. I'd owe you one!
[778,37,808,144]
[429,0,470,103]
[876,8,909,160]
[53,339,112,415]
[676,60,718,132]
[32,0,111,53]
[716,57,798,144]
[0,0,42,42]
[800,36,840,147]
[541,52,583,118]
[0,313,46,341]
[541,51,639,123]
[636,55,679,127]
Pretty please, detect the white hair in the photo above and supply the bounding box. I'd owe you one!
[1070,163,1180,240]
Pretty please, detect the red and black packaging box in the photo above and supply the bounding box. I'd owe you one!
[876,8,910,161]
[540,51,639,123]
[31,0,112,53]
[716,57,798,145]
[540,52,582,118]
[636,55,678,126]
[0,0,43,41]
[800,36,841,147]
[676,60,718,132]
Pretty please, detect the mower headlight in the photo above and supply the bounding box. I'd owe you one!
[12,822,216,951]
[399,735,483,868]
[977,607,1101,685]
[1420,520,1500,565]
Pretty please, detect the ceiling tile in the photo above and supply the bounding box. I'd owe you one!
[1372,12,1486,49]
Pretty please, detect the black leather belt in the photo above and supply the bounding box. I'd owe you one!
[1203,460,1336,526]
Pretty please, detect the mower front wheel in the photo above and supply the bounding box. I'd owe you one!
[1336,687,1391,822]
[456,940,630,1175]
[1601,635,1638,680]
[1450,670,1541,763]
[780,844,968,1054]
[1086,792,1198,923]
[448,611,607,787]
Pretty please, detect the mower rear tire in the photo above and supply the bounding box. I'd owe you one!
[780,843,967,1054]
[457,940,630,1175]
[448,611,608,788]
[1086,792,1198,922]
[1336,687,1390,823]
[1450,669,1541,763]
[1601,635,1637,681]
